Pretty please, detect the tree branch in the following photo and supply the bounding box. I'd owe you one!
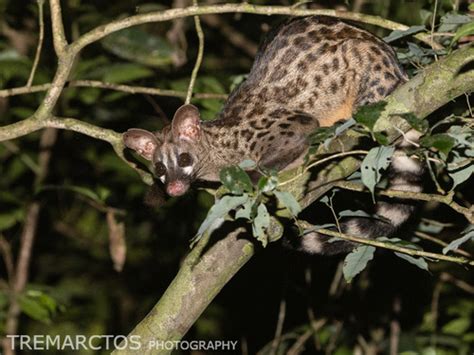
[49,0,67,56]
[299,223,474,266]
[0,80,227,100]
[72,4,441,53]
[333,181,474,223]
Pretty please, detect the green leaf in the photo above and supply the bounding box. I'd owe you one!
[448,161,474,189]
[274,190,301,217]
[343,245,376,282]
[383,25,425,43]
[239,159,257,170]
[361,146,395,200]
[235,198,255,220]
[442,317,470,335]
[443,225,474,254]
[452,19,474,42]
[252,203,270,247]
[438,12,472,33]
[101,27,174,68]
[0,212,18,231]
[353,101,387,131]
[39,185,102,203]
[196,194,249,238]
[373,132,389,145]
[220,166,253,194]
[18,294,51,323]
[447,125,472,147]
[102,63,154,83]
[257,175,278,193]
[400,113,429,132]
[394,253,429,272]
[309,126,337,146]
[421,134,456,157]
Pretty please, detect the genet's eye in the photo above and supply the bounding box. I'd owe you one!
[178,153,193,167]
[155,162,167,177]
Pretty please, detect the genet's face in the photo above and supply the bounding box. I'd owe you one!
[152,141,198,196]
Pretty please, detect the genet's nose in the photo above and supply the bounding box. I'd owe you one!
[166,180,188,196]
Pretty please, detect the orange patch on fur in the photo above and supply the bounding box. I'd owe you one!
[319,100,354,127]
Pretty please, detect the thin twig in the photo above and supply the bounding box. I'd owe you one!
[333,181,474,223]
[185,1,205,105]
[287,327,313,355]
[2,129,56,355]
[270,298,286,355]
[430,0,439,59]
[389,297,401,355]
[302,226,474,266]
[26,0,45,87]
[72,4,443,53]
[278,150,368,188]
[0,80,227,100]
[415,231,471,258]
[440,272,474,294]
[0,234,14,285]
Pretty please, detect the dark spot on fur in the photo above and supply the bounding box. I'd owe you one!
[351,47,362,61]
[376,86,386,96]
[279,123,291,129]
[306,52,317,62]
[384,71,395,81]
[297,60,308,71]
[314,74,322,86]
[287,113,313,125]
[308,30,321,43]
[369,79,381,88]
[282,19,309,36]
[332,57,339,71]
[269,69,287,82]
[256,131,270,138]
[373,64,382,71]
[322,63,330,75]
[294,36,311,50]
[250,141,257,151]
[240,129,254,140]
[370,45,381,56]
[330,81,338,94]
[282,48,298,65]
[315,42,330,56]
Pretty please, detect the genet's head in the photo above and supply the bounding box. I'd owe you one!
[123,104,202,197]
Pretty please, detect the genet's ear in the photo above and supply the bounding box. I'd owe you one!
[123,129,160,161]
[171,104,201,142]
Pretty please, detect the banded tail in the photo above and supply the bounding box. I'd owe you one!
[296,130,424,255]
